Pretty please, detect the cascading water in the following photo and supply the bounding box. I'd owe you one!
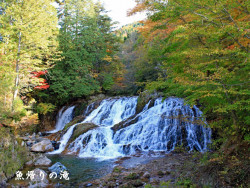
[50,97,138,157]
[49,96,211,158]
[113,98,211,154]
[48,106,75,133]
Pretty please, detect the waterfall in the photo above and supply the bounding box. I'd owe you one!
[113,98,211,154]
[49,96,211,158]
[50,97,138,158]
[48,106,75,133]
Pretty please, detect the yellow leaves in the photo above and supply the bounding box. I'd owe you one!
[102,55,112,62]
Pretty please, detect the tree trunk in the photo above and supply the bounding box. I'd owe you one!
[12,31,22,112]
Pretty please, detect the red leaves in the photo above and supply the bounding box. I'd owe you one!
[227,44,235,50]
[32,70,50,90]
[32,70,48,77]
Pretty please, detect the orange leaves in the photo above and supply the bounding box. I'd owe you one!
[227,44,235,50]
[127,2,148,16]
[138,19,176,43]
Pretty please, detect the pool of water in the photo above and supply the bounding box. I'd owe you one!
[47,154,114,185]
[8,155,114,187]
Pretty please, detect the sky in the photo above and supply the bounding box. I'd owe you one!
[99,0,146,28]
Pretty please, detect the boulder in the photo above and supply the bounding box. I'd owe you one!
[69,123,98,142]
[31,139,53,152]
[34,156,52,166]
[48,162,68,175]
[28,168,48,188]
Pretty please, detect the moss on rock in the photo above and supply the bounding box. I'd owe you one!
[136,91,160,114]
[69,123,98,142]
[63,115,85,131]
[0,127,30,183]
[73,103,88,117]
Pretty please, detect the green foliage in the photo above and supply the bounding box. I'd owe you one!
[99,73,115,91]
[0,0,59,124]
[176,178,195,187]
[125,172,138,180]
[36,103,56,115]
[0,128,30,180]
[12,97,27,121]
[35,0,119,105]
[131,0,250,141]
[113,167,122,173]
[145,184,154,188]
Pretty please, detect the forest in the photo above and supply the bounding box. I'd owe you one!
[0,0,249,187]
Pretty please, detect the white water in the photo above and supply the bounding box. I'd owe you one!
[113,98,211,154]
[49,96,211,158]
[48,106,75,133]
[50,97,138,158]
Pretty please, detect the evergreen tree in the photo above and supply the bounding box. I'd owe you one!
[46,0,118,104]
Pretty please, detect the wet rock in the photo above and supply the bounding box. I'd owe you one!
[26,140,35,147]
[51,141,60,150]
[31,139,53,152]
[28,168,48,188]
[34,156,52,166]
[143,171,150,179]
[48,162,67,175]
[69,123,98,142]
[85,183,93,187]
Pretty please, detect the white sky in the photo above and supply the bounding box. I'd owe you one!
[99,0,146,28]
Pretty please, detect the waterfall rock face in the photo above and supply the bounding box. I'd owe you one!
[49,96,211,159]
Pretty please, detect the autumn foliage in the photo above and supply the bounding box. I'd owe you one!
[32,71,50,90]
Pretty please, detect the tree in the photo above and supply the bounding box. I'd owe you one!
[0,0,59,118]
[130,0,249,140]
[43,0,119,105]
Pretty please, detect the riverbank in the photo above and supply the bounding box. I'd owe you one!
[87,149,249,188]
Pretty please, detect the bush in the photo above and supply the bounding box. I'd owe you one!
[36,102,56,115]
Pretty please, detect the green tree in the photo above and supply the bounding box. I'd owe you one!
[0,0,59,121]
[45,0,118,105]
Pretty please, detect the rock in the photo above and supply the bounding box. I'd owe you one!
[34,156,52,166]
[26,140,35,147]
[131,180,144,187]
[25,160,33,166]
[36,137,50,142]
[157,170,164,177]
[51,141,60,150]
[21,141,25,146]
[0,171,7,184]
[31,139,53,152]
[21,136,30,141]
[85,183,93,187]
[48,162,68,175]
[28,168,48,188]
[69,123,98,142]
[143,171,150,179]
